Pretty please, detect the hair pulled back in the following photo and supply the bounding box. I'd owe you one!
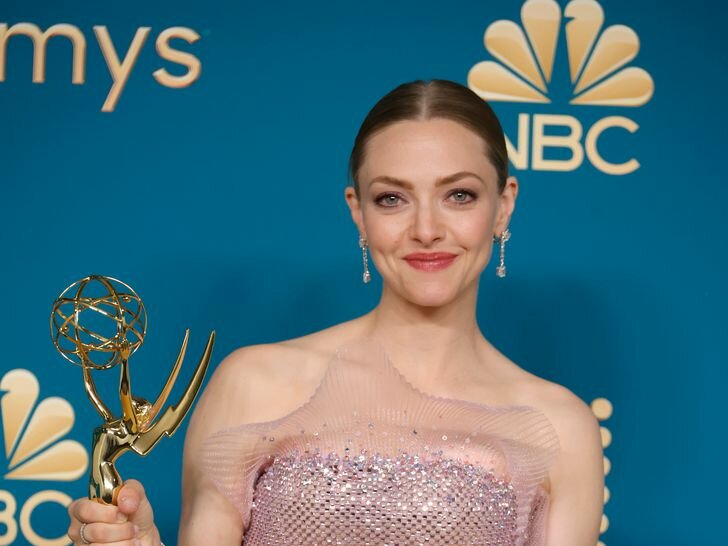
[348,79,509,198]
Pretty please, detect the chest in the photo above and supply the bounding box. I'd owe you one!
[244,449,537,546]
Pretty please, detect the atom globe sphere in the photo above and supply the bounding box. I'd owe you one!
[50,275,148,370]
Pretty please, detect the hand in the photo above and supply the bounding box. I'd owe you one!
[67,479,160,546]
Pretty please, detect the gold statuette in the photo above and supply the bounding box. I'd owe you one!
[50,275,215,504]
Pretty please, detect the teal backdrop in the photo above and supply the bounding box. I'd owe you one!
[1,0,726,544]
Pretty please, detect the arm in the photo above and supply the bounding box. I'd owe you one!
[177,348,249,545]
[543,388,605,545]
[177,341,319,544]
[178,473,243,545]
[82,364,114,421]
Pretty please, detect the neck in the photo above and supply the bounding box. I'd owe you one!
[360,281,490,390]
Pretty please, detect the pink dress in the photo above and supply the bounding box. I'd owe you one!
[201,338,560,545]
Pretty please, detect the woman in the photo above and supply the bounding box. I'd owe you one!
[67,79,604,545]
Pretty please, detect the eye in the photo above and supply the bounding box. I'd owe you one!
[374,192,404,207]
[448,189,477,204]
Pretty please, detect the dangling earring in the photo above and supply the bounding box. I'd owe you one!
[492,228,511,278]
[359,235,371,283]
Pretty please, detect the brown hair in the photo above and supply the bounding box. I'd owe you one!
[348,79,509,198]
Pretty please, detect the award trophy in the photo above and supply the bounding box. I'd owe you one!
[50,274,215,504]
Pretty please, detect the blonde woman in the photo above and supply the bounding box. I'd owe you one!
[67,79,604,546]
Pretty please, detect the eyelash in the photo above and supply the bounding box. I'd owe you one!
[374,189,478,208]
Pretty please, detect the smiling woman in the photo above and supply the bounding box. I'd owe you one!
[65,79,604,546]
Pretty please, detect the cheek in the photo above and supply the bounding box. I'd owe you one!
[362,212,408,248]
[453,211,495,247]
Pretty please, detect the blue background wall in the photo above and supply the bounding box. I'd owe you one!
[1,0,726,544]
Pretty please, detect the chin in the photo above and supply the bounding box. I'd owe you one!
[403,285,460,308]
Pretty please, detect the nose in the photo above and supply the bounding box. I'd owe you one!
[410,203,445,246]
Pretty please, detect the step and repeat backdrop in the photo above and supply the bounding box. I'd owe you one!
[1,0,725,544]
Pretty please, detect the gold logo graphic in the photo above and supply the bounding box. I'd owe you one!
[0,22,202,112]
[591,397,613,546]
[468,0,654,107]
[1,369,88,481]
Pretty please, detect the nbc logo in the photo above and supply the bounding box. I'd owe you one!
[1,369,88,545]
[467,0,654,175]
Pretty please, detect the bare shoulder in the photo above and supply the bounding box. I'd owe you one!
[509,366,603,503]
[482,345,600,441]
[511,368,602,456]
[525,375,598,437]
[190,316,367,431]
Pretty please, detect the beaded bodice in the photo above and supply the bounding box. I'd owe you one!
[201,338,559,545]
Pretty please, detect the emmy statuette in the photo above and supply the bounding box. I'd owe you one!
[50,275,215,504]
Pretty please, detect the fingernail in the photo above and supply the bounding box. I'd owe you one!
[116,511,127,522]
[134,541,141,546]
[134,524,140,535]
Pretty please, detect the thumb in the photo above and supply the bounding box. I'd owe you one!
[117,479,155,535]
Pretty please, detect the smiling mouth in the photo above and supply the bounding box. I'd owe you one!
[403,254,458,271]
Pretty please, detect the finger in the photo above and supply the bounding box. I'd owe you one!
[67,524,137,545]
[71,521,137,544]
[79,541,138,546]
[69,499,125,524]
[117,479,146,515]
[118,480,155,537]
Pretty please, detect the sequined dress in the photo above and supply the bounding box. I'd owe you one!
[201,339,560,545]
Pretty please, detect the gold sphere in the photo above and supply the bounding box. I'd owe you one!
[50,275,147,370]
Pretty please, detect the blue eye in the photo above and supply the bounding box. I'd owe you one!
[449,189,477,204]
[374,193,403,207]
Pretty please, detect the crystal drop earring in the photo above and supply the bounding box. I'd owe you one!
[359,235,371,283]
[492,228,511,278]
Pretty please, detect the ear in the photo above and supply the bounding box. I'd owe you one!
[494,175,518,235]
[344,185,366,237]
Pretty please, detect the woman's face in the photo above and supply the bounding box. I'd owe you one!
[345,118,518,308]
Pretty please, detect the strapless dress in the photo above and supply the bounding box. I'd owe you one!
[201,338,560,545]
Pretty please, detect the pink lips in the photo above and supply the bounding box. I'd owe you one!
[403,252,458,271]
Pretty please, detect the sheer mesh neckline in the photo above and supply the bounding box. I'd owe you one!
[201,337,560,545]
[216,337,559,433]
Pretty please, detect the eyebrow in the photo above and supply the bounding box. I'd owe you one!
[367,171,485,189]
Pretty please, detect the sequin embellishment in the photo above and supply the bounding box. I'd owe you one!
[245,449,518,545]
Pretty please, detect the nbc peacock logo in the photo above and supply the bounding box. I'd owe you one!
[0,369,88,545]
[466,0,654,175]
[1,369,87,482]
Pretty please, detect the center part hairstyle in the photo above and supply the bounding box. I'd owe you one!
[348,79,510,197]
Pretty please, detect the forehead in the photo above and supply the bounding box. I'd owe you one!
[359,118,497,184]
